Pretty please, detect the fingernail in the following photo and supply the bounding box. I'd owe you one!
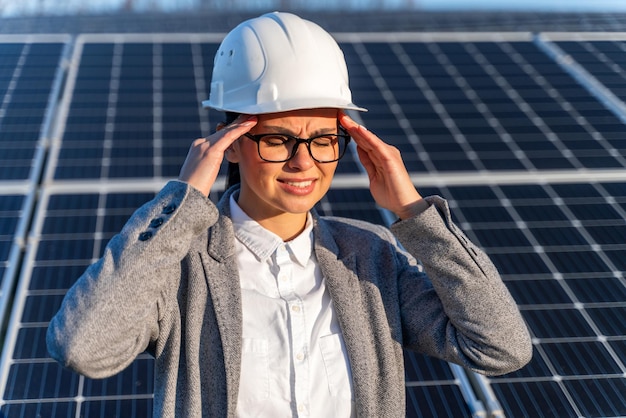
[241,115,257,126]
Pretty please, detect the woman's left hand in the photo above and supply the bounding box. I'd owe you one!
[339,112,429,220]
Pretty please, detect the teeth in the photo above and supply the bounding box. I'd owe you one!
[286,180,312,188]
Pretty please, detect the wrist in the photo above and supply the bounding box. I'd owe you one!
[396,198,430,220]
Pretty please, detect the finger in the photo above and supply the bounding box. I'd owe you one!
[356,145,376,177]
[191,137,209,147]
[338,111,369,137]
[338,112,364,139]
[339,112,402,174]
[209,114,257,152]
[215,114,257,142]
[339,112,384,154]
[228,113,258,130]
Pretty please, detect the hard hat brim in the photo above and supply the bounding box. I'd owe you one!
[201,99,368,114]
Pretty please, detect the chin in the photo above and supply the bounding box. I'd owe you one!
[280,195,321,214]
[282,202,317,215]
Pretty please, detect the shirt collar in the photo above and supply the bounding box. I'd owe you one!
[229,193,313,266]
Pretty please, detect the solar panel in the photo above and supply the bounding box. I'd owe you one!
[342,35,626,174]
[438,181,626,417]
[0,34,70,361]
[0,184,160,416]
[48,36,240,182]
[0,188,30,336]
[1,31,626,417]
[0,37,69,182]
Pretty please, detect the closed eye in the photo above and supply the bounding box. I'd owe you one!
[311,136,337,147]
[261,135,291,146]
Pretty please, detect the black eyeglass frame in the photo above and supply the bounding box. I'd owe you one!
[243,126,351,163]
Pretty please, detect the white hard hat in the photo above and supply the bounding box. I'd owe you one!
[202,11,366,114]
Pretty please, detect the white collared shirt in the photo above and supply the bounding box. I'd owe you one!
[230,195,355,417]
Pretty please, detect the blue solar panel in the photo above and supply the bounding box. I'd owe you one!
[0,186,159,414]
[444,179,626,417]
[0,40,66,181]
[0,193,27,326]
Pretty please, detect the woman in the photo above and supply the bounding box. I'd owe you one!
[47,12,532,418]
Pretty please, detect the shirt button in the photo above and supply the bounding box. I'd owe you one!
[296,352,304,361]
[279,274,288,282]
[291,305,301,313]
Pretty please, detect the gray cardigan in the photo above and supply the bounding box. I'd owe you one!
[47,180,532,417]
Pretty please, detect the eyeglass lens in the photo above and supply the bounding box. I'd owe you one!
[258,135,348,162]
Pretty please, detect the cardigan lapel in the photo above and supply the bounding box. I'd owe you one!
[201,191,243,416]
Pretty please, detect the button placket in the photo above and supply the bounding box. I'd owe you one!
[274,244,310,416]
[275,245,293,296]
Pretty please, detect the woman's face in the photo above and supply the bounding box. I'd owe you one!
[227,108,340,229]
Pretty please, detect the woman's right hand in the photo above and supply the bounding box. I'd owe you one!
[178,114,257,196]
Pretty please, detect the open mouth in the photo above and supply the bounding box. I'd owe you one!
[278,178,317,195]
[282,180,314,188]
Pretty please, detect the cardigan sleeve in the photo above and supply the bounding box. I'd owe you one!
[46,180,218,379]
[390,196,532,376]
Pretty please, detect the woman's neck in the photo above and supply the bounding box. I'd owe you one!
[255,212,309,242]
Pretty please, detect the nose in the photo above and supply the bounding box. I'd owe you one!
[287,142,315,170]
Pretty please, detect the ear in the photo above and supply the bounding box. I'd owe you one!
[225,142,240,163]
[216,121,244,163]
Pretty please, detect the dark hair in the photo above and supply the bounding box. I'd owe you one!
[224,112,241,190]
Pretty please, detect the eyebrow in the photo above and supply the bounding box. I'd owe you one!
[260,125,338,137]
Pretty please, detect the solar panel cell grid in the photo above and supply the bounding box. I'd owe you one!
[0,42,64,181]
[80,399,153,418]
[492,380,578,417]
[504,278,571,305]
[456,185,626,418]
[4,361,79,400]
[0,193,29,354]
[0,195,24,275]
[565,378,626,417]
[1,402,75,418]
[0,187,159,414]
[406,385,473,417]
[571,278,626,303]
[54,40,220,181]
[28,264,91,291]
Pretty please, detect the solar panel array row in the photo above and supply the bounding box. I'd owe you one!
[0,36,70,358]
[0,32,625,417]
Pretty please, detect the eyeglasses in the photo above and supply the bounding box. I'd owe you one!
[243,127,351,163]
